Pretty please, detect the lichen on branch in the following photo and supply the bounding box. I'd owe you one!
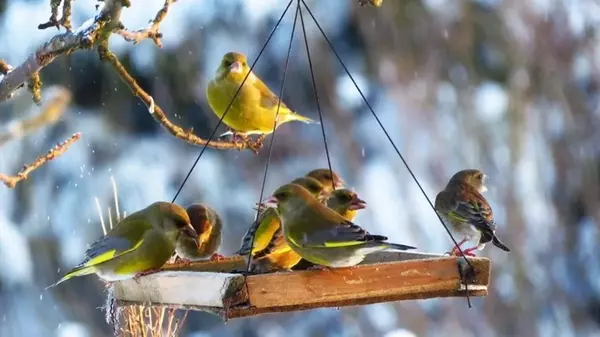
[0,1,125,103]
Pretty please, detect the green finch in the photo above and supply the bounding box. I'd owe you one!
[206,52,317,142]
[175,204,224,263]
[254,188,369,271]
[305,168,345,195]
[237,176,326,257]
[434,169,510,256]
[261,183,416,268]
[326,189,367,221]
[49,202,198,286]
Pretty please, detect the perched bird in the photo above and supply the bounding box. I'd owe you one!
[261,184,416,268]
[175,203,224,263]
[237,177,326,257]
[434,169,510,256]
[305,168,345,195]
[49,202,198,287]
[257,188,369,271]
[206,52,317,141]
[326,189,367,221]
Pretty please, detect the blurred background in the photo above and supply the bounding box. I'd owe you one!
[1,0,599,336]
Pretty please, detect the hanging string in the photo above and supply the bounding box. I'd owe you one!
[171,0,294,203]
[300,0,474,306]
[297,0,336,191]
[245,3,300,272]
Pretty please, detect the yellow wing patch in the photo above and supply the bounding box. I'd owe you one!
[83,239,145,267]
[322,240,364,248]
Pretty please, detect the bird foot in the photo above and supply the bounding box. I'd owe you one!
[452,248,477,257]
[245,136,264,154]
[307,265,331,272]
[210,253,226,261]
[175,256,192,266]
[133,269,162,283]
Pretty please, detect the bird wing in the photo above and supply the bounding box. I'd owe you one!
[252,227,292,260]
[254,75,292,112]
[291,218,386,249]
[236,209,280,255]
[77,219,153,268]
[449,184,497,239]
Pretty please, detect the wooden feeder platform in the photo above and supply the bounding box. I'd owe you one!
[112,252,490,319]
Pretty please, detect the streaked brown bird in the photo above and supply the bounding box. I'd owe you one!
[434,169,510,256]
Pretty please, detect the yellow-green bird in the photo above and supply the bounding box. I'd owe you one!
[434,169,510,256]
[305,168,345,195]
[48,202,198,287]
[175,203,224,263]
[326,189,367,221]
[255,188,369,271]
[237,176,326,257]
[207,52,317,140]
[261,184,416,268]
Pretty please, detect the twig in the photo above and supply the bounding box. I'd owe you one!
[0,86,72,147]
[0,132,81,188]
[116,0,176,47]
[97,44,253,151]
[38,0,62,30]
[172,310,188,336]
[0,0,125,103]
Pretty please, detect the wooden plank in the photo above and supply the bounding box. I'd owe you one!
[160,256,246,273]
[113,271,246,309]
[227,256,489,318]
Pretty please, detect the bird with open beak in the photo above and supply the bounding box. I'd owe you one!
[260,184,416,268]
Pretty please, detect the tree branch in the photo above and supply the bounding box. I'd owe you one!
[0,86,72,147]
[0,132,81,188]
[0,0,125,103]
[115,0,176,47]
[97,44,251,151]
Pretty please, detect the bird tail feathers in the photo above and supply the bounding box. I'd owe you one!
[383,242,417,251]
[45,265,96,289]
[289,113,319,124]
[492,236,510,252]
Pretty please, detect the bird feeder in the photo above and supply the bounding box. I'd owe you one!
[112,251,490,320]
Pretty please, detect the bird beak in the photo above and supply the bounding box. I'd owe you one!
[261,196,279,209]
[229,60,243,74]
[348,196,367,210]
[253,202,267,211]
[183,224,200,248]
